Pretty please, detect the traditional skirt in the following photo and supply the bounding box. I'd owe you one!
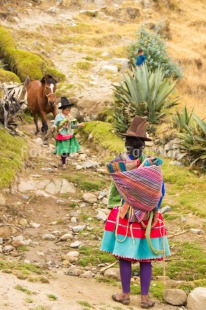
[55,136,80,155]
[101,207,170,262]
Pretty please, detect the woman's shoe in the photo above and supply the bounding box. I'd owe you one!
[112,294,130,305]
[141,301,155,308]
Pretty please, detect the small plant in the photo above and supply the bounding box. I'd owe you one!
[177,114,206,169]
[128,25,182,79]
[173,106,194,132]
[46,294,58,301]
[15,285,32,295]
[77,300,94,308]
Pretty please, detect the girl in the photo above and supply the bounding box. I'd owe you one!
[54,97,83,169]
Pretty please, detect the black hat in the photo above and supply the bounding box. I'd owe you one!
[58,97,74,109]
[122,115,151,141]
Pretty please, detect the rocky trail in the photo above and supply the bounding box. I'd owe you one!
[0,123,181,310]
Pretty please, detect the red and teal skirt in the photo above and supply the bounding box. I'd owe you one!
[55,135,80,155]
[100,207,170,262]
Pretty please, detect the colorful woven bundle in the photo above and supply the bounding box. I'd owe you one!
[111,165,163,214]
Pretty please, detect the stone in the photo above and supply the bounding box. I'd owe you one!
[82,160,99,169]
[96,210,107,222]
[70,241,82,248]
[102,197,108,205]
[160,206,171,214]
[72,225,86,232]
[98,189,108,199]
[190,228,203,235]
[42,234,56,240]
[3,245,15,253]
[60,233,73,241]
[19,219,28,227]
[80,271,93,278]
[18,179,34,192]
[0,194,6,205]
[104,268,120,280]
[63,251,79,263]
[163,289,187,306]
[78,154,87,161]
[187,287,206,310]
[60,179,76,194]
[102,65,118,73]
[83,193,97,203]
[30,222,41,228]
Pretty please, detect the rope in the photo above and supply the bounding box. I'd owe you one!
[145,211,165,255]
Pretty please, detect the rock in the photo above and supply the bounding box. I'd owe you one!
[187,287,206,310]
[0,194,6,205]
[19,219,28,227]
[83,193,97,203]
[30,222,41,228]
[42,234,56,240]
[104,268,120,280]
[72,225,86,232]
[96,210,107,221]
[0,238,3,245]
[18,179,34,192]
[163,289,187,306]
[82,160,99,169]
[70,241,82,248]
[3,245,15,253]
[160,206,171,214]
[190,228,203,235]
[60,179,76,194]
[66,266,83,277]
[78,154,87,161]
[60,233,73,241]
[34,137,43,145]
[80,271,93,278]
[98,189,108,199]
[63,251,79,263]
[102,65,118,73]
[71,217,77,223]
[102,197,108,205]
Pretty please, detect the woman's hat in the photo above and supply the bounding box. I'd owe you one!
[122,115,152,141]
[58,97,74,109]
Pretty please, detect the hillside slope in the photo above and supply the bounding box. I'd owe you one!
[0,0,206,119]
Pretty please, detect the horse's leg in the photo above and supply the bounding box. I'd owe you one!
[33,113,40,135]
[40,111,48,133]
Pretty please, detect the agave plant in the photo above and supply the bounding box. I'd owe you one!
[173,106,194,132]
[113,64,179,132]
[178,114,206,169]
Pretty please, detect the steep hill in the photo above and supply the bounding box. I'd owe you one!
[1,0,206,119]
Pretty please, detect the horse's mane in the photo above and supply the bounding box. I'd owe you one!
[41,74,57,85]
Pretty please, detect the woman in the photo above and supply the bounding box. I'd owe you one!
[54,97,83,169]
[101,116,170,309]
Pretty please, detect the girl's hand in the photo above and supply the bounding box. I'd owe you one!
[78,123,84,127]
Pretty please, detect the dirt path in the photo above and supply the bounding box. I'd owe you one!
[0,123,181,310]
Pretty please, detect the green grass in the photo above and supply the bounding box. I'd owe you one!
[79,121,124,156]
[15,285,32,295]
[65,171,109,191]
[46,294,58,301]
[0,261,42,276]
[0,127,27,188]
[77,301,94,308]
[78,246,116,267]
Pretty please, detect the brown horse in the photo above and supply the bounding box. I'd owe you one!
[26,74,58,134]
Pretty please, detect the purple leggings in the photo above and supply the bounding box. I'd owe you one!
[119,259,152,295]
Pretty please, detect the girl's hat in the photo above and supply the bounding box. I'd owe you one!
[58,97,74,109]
[122,115,151,141]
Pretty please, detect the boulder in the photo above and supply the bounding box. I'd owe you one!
[163,289,187,306]
[187,287,206,310]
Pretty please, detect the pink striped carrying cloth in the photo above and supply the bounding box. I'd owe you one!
[110,165,163,222]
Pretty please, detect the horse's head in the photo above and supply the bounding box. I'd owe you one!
[41,74,58,107]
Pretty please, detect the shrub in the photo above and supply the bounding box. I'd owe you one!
[172,106,194,132]
[0,69,20,83]
[177,114,206,169]
[0,26,64,81]
[112,64,180,132]
[128,25,182,79]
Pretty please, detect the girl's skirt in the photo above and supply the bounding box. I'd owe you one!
[100,207,170,262]
[55,136,80,154]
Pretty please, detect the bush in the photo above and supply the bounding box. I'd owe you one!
[0,26,65,81]
[0,69,20,83]
[128,25,182,79]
